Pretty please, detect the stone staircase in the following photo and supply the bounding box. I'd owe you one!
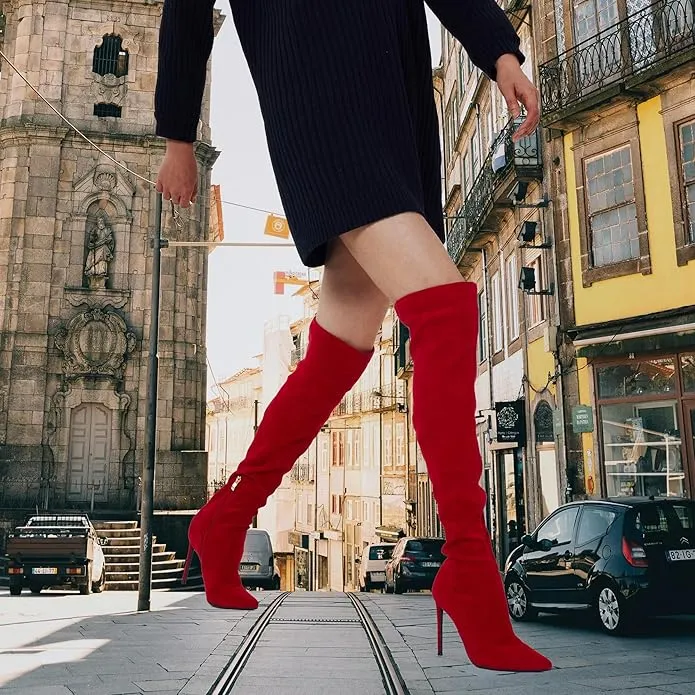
[93,520,201,591]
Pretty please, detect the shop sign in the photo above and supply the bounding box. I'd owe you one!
[495,400,526,446]
[572,405,594,433]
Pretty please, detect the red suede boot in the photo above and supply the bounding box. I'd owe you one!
[182,319,372,609]
[395,282,552,672]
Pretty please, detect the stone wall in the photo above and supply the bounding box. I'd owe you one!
[0,1,221,512]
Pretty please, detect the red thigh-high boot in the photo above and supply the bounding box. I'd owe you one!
[183,319,372,609]
[395,282,551,672]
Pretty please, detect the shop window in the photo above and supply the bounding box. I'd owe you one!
[536,506,579,545]
[577,508,618,546]
[597,359,677,399]
[585,146,639,267]
[681,354,695,393]
[678,121,695,245]
[600,401,684,498]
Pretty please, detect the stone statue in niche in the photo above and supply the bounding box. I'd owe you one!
[84,214,115,289]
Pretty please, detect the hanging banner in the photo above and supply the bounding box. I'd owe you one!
[264,214,290,239]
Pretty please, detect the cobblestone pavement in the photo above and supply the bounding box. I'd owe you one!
[362,593,695,695]
[1,587,694,694]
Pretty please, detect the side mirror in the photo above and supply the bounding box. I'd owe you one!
[521,534,535,549]
[538,538,554,552]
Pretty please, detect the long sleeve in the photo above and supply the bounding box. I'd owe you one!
[425,0,525,81]
[155,0,216,143]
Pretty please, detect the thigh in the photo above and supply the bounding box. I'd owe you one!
[316,240,389,353]
[339,212,463,304]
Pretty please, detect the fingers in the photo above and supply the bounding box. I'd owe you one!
[502,85,521,121]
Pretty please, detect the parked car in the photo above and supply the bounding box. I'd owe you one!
[6,514,107,596]
[504,497,695,634]
[239,529,280,590]
[384,537,444,594]
[358,543,395,592]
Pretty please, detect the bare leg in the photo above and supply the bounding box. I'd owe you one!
[337,212,552,672]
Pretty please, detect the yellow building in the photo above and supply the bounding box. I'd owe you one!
[538,0,695,500]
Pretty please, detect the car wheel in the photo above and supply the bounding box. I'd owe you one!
[394,576,404,595]
[595,583,631,634]
[30,585,42,595]
[505,578,537,622]
[272,576,281,591]
[92,568,105,594]
[9,585,22,596]
[79,566,92,595]
[384,576,394,594]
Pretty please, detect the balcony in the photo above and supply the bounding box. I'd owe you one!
[446,117,542,266]
[539,0,695,127]
[290,344,306,366]
[329,385,403,418]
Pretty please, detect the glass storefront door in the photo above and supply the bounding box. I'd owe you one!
[683,401,695,498]
[496,450,526,564]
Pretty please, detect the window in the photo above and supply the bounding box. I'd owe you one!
[462,151,471,195]
[470,130,480,178]
[94,104,122,118]
[678,121,695,245]
[332,431,345,466]
[537,507,579,545]
[526,256,546,327]
[93,34,129,77]
[585,146,639,267]
[458,50,467,98]
[346,431,354,469]
[491,272,503,353]
[577,507,618,545]
[395,422,405,468]
[506,254,520,341]
[445,97,457,165]
[331,495,343,515]
[478,290,488,362]
[383,422,393,470]
[354,429,362,468]
[369,545,394,561]
[486,108,495,147]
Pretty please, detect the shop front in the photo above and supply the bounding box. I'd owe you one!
[593,353,695,499]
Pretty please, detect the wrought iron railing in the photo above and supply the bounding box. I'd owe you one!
[540,0,695,119]
[446,117,541,265]
[290,345,306,366]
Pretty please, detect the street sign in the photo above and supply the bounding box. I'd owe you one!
[572,405,594,433]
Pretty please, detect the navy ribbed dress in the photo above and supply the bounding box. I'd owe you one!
[155,1,524,267]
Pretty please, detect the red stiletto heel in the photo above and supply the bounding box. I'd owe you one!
[181,544,193,585]
[436,606,443,656]
[396,284,552,673]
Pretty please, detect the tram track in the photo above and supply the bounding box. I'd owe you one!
[207,592,410,695]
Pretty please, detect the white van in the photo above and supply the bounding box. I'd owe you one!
[358,543,395,592]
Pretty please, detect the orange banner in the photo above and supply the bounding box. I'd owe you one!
[265,214,290,239]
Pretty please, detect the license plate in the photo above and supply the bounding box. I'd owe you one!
[32,567,58,575]
[239,563,259,571]
[371,572,385,581]
[667,549,695,562]
[421,562,441,568]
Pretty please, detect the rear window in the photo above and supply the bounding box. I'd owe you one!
[244,532,271,551]
[368,545,393,561]
[628,502,695,540]
[405,539,444,558]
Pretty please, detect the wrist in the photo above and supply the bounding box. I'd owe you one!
[495,53,521,70]
[166,139,195,152]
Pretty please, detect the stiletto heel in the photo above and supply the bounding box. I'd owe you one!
[436,606,443,656]
[181,544,194,585]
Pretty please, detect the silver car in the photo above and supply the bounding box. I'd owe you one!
[239,529,280,590]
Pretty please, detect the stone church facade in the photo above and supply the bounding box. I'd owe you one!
[0,1,222,511]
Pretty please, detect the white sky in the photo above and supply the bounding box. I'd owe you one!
[207,4,443,384]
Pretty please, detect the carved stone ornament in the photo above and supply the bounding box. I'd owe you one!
[54,308,136,380]
[90,72,127,106]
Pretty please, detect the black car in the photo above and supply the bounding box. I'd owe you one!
[504,497,695,633]
[385,537,444,594]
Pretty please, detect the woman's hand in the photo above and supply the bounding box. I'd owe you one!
[495,54,540,141]
[156,140,199,207]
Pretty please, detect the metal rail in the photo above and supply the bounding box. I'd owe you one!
[207,592,409,694]
[347,593,410,695]
[207,592,290,694]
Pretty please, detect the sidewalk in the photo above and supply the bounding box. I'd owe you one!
[2,588,695,695]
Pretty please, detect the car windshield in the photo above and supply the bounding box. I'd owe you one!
[244,532,270,552]
[368,546,393,561]
[405,539,444,558]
